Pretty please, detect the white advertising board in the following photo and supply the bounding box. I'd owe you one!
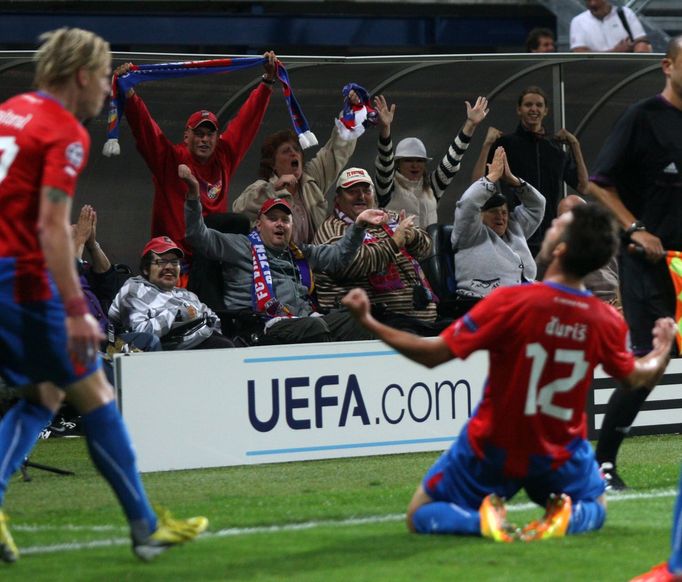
[591,358,682,434]
[116,340,487,472]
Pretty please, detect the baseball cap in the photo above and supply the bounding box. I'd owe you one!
[186,110,219,130]
[394,137,432,161]
[336,167,373,190]
[481,194,508,211]
[141,236,184,258]
[258,197,292,217]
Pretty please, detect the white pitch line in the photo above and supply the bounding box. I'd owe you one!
[15,524,126,533]
[17,488,679,556]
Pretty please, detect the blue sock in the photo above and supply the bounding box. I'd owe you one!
[82,401,156,539]
[668,468,682,573]
[412,502,481,535]
[567,500,606,534]
[0,400,54,505]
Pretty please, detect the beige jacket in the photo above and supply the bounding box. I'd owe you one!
[385,172,437,229]
[232,127,356,242]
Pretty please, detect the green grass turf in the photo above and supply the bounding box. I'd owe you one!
[1,434,680,581]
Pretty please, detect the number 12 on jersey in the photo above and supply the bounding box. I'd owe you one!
[524,343,589,421]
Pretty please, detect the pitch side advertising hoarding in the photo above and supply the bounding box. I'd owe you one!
[116,340,485,472]
[117,341,682,473]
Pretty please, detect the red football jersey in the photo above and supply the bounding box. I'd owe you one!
[123,84,270,261]
[0,91,89,301]
[440,281,635,478]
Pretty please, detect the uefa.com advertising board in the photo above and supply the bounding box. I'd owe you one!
[115,340,484,473]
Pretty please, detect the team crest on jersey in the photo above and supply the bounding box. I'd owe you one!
[206,181,221,200]
[65,141,84,169]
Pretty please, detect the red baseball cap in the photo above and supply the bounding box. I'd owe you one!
[258,197,292,217]
[186,110,219,130]
[141,236,184,258]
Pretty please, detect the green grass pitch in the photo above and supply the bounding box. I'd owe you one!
[1,434,680,581]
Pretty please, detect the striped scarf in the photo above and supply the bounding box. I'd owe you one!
[103,57,317,156]
[248,229,316,319]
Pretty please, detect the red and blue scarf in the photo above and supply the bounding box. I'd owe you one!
[248,229,316,319]
[103,57,317,156]
[339,82,377,132]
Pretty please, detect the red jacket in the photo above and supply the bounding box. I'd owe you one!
[124,83,271,261]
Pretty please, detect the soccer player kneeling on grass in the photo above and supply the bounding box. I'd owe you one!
[0,28,207,564]
[342,202,675,542]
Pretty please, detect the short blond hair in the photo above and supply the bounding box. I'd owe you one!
[33,27,110,88]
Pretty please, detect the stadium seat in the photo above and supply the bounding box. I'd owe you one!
[421,223,458,319]
[187,212,264,345]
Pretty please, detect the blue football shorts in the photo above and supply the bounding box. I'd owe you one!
[422,425,605,510]
[0,259,101,388]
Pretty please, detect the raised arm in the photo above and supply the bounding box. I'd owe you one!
[305,124,358,197]
[430,96,489,200]
[122,100,174,176]
[452,178,495,249]
[71,204,93,260]
[180,165,249,262]
[342,288,453,368]
[218,51,275,164]
[622,318,675,389]
[470,126,502,182]
[39,187,102,366]
[373,94,396,207]
[82,206,111,274]
[555,128,589,195]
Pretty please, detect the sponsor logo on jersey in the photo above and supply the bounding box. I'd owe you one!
[65,141,84,169]
[663,162,679,175]
[553,296,589,310]
[207,182,221,200]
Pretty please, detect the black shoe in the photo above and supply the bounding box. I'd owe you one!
[600,462,628,492]
[45,416,82,438]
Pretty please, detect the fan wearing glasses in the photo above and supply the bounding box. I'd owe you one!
[108,236,234,350]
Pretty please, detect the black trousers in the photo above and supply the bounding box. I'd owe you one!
[260,309,374,345]
[619,250,676,355]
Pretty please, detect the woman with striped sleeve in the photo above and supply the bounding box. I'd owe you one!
[373,95,488,228]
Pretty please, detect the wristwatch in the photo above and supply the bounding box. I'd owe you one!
[261,74,275,85]
[625,220,646,237]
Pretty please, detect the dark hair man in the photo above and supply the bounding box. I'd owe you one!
[526,28,556,53]
[342,203,674,543]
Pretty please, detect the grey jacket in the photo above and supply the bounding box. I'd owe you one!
[185,198,366,316]
[451,177,545,299]
[109,275,220,350]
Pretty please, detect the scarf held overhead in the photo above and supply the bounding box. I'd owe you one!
[103,57,317,156]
